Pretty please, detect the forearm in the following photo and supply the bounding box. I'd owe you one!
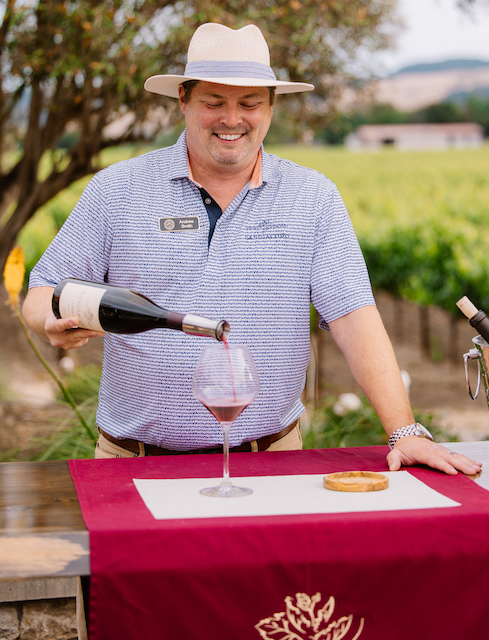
[328,305,482,475]
[328,305,414,436]
[23,286,104,349]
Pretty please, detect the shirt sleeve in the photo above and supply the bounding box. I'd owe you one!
[310,180,375,329]
[29,170,113,288]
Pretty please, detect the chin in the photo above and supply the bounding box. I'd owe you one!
[210,149,247,165]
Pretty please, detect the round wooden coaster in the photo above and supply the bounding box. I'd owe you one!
[323,471,388,492]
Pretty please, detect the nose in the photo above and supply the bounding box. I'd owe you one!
[219,104,243,128]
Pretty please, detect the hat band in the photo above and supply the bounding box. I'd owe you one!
[185,60,276,81]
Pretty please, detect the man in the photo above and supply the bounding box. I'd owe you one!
[23,22,480,476]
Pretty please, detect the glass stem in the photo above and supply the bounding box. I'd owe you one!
[220,422,232,487]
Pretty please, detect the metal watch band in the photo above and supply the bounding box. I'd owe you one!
[388,423,433,450]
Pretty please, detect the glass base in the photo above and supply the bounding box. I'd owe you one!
[200,483,253,498]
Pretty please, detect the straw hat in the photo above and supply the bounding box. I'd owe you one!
[144,23,315,98]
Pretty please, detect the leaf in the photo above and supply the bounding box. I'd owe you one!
[255,613,303,640]
[315,615,353,640]
[3,246,25,308]
[316,596,335,626]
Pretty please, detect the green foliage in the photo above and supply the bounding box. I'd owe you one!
[415,102,465,124]
[366,103,412,124]
[0,365,101,462]
[360,222,478,311]
[466,95,489,136]
[56,364,102,407]
[33,404,98,461]
[23,364,101,462]
[303,396,448,450]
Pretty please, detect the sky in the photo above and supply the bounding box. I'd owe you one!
[375,0,489,75]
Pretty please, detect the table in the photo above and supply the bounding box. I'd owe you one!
[2,443,489,640]
[0,460,89,579]
[68,443,489,640]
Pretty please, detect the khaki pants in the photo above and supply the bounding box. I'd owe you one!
[94,423,302,459]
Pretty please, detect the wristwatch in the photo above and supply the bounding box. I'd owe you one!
[388,422,433,450]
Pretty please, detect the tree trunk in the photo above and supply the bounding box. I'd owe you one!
[419,305,431,359]
[0,157,95,270]
[393,296,404,342]
[448,314,460,365]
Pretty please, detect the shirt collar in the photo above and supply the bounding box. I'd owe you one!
[168,130,191,181]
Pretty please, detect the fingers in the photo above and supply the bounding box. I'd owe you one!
[428,443,482,475]
[45,316,104,349]
[437,447,483,476]
[386,448,403,472]
[386,437,483,476]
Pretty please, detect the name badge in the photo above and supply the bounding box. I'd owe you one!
[159,217,200,232]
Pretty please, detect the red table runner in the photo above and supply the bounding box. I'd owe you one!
[69,446,489,640]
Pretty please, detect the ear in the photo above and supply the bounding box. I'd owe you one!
[178,85,186,114]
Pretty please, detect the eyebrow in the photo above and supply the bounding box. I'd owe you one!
[201,92,266,100]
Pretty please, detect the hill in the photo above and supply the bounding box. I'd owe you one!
[375,59,489,111]
[394,59,489,76]
[345,59,489,112]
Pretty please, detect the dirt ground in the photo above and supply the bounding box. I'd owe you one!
[1,288,488,459]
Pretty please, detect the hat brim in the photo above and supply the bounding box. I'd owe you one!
[144,75,314,99]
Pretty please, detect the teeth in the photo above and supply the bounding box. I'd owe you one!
[217,134,243,140]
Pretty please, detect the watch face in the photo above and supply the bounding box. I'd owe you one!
[416,423,433,439]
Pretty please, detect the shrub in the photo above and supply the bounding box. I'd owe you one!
[302,395,449,450]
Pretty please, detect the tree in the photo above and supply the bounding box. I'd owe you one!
[417,102,465,123]
[466,94,489,136]
[0,0,398,270]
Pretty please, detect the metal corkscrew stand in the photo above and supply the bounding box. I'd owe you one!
[458,296,489,410]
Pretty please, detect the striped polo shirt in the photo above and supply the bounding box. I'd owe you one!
[30,131,375,450]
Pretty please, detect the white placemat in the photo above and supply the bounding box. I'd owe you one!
[133,471,460,520]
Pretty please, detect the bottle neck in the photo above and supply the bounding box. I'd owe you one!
[181,314,230,341]
[470,310,489,343]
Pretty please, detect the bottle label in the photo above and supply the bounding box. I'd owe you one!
[59,283,105,332]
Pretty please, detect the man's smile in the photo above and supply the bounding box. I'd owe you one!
[214,133,246,141]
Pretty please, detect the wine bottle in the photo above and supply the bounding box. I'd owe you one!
[52,278,230,341]
[456,296,489,343]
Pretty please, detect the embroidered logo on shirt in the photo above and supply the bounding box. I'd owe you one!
[245,219,289,240]
[159,217,200,232]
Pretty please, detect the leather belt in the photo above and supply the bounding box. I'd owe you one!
[98,420,298,456]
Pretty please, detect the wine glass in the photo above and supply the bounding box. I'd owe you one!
[192,343,259,497]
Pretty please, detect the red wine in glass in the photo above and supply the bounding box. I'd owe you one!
[204,397,251,423]
[192,344,259,497]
